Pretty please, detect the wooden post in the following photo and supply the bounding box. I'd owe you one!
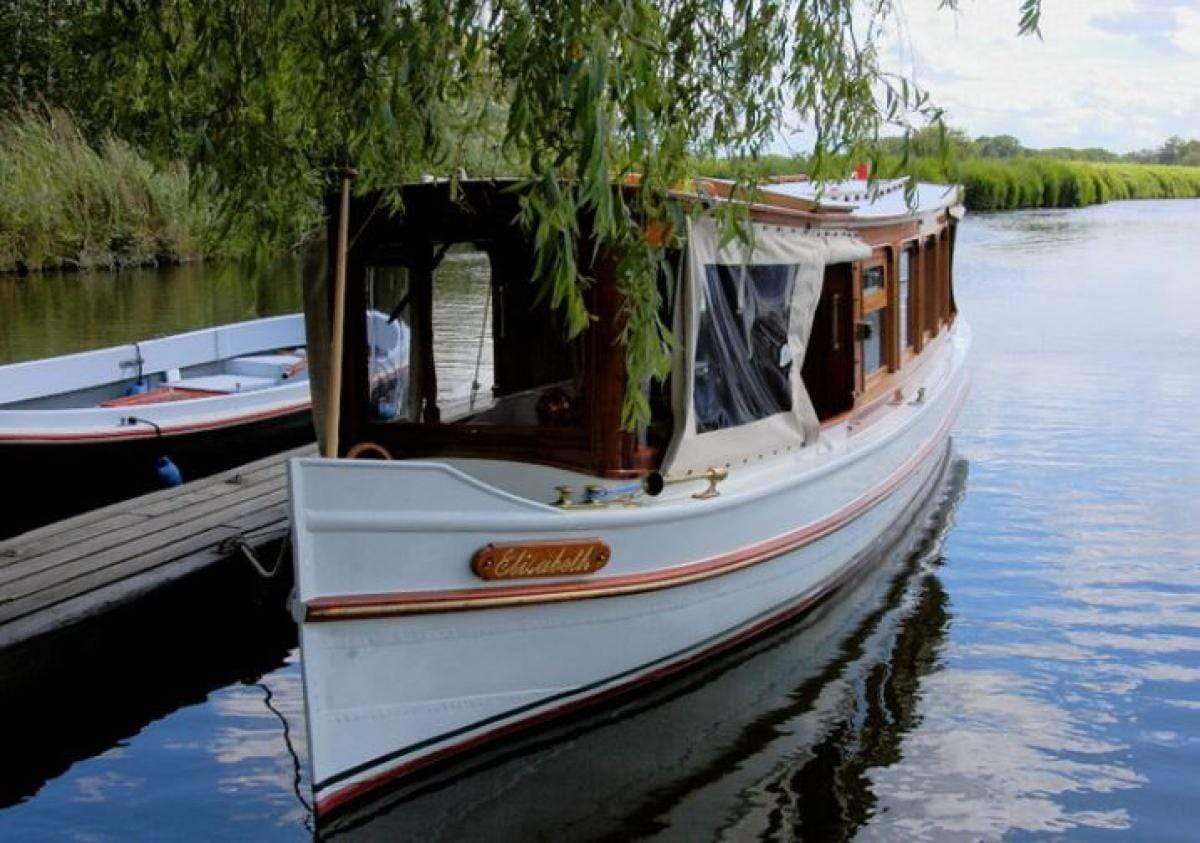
[322,172,354,458]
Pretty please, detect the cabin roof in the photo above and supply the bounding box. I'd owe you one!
[762,178,960,219]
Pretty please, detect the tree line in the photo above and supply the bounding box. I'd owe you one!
[876,126,1200,167]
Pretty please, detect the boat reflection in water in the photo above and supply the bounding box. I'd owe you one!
[324,459,967,842]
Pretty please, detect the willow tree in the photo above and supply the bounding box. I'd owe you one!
[75,0,1042,425]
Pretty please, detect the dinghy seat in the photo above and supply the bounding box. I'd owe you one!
[100,386,226,407]
[226,353,308,382]
[171,374,278,393]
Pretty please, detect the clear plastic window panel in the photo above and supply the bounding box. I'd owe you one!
[899,250,912,350]
[365,266,414,422]
[694,263,796,433]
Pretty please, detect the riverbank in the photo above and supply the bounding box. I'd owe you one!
[0,111,319,274]
[0,111,225,273]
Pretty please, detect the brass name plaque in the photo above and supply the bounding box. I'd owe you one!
[471,539,611,580]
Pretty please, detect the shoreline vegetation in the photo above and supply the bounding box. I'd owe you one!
[0,111,317,275]
[1,110,220,273]
[4,111,1200,275]
[701,154,1200,212]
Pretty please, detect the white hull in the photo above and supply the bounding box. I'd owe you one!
[0,314,310,443]
[0,312,406,445]
[290,322,969,817]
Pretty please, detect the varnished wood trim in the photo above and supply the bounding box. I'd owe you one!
[304,376,966,622]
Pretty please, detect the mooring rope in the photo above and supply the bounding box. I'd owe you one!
[224,534,290,579]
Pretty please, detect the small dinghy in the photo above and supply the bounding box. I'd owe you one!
[0,312,407,536]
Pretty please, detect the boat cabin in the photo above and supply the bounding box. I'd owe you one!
[314,176,961,480]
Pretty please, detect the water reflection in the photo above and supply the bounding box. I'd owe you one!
[0,257,307,365]
[0,573,303,833]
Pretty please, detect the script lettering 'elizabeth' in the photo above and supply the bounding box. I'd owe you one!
[471,540,611,580]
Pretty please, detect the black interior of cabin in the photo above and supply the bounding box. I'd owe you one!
[335,181,639,476]
[801,263,856,420]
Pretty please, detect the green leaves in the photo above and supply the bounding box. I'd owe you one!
[9,0,1045,428]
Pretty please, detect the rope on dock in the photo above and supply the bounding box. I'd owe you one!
[220,534,290,579]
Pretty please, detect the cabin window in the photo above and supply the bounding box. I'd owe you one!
[859,261,888,380]
[365,265,415,422]
[862,264,886,297]
[899,246,914,355]
[862,308,884,374]
[365,243,580,429]
[431,247,495,413]
[694,263,795,433]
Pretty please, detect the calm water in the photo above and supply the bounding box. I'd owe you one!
[2,199,1199,840]
[0,258,306,366]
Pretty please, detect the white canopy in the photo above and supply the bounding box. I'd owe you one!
[661,216,871,477]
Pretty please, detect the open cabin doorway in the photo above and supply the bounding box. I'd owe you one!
[801,262,856,420]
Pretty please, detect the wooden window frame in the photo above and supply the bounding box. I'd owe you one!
[900,240,921,358]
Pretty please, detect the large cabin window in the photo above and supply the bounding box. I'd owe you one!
[364,242,581,430]
[694,264,795,433]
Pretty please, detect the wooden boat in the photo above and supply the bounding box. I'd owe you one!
[0,313,406,535]
[0,314,312,448]
[289,175,969,819]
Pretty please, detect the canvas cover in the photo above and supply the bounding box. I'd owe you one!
[662,217,870,477]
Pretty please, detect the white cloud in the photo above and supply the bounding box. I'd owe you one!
[779,0,1200,153]
[1172,5,1200,53]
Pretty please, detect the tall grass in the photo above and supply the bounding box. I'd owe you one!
[917,157,1200,211]
[696,153,1200,212]
[0,109,223,272]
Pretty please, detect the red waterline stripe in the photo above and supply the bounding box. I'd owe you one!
[305,378,967,621]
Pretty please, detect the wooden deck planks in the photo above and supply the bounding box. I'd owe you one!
[0,444,314,652]
[0,485,288,602]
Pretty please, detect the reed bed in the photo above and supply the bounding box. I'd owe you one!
[0,110,221,272]
[698,154,1200,212]
[922,158,1200,211]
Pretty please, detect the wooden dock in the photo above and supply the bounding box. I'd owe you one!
[0,444,314,686]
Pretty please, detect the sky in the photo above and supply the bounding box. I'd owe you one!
[784,0,1200,154]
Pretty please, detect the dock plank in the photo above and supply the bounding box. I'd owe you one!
[0,496,289,627]
[0,444,314,654]
[0,484,286,592]
[0,445,311,567]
